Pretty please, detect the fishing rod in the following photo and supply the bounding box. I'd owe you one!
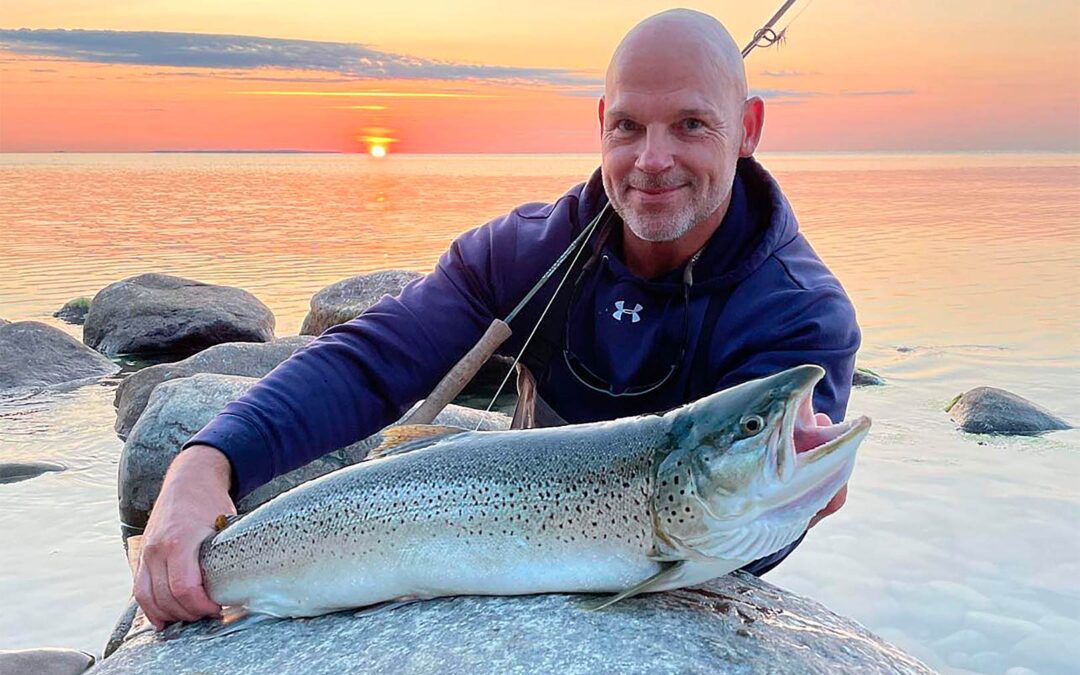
[404,0,810,426]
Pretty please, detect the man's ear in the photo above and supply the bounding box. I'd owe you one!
[739,96,765,157]
[597,96,606,137]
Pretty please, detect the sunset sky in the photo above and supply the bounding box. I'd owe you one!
[1,1,1078,153]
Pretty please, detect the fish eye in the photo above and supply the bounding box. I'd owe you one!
[740,415,765,436]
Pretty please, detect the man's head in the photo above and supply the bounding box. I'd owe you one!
[600,9,764,243]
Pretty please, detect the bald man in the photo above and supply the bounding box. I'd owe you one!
[134,9,860,629]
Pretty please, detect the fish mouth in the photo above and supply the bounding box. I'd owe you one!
[768,365,871,508]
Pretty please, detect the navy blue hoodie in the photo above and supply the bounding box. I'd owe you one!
[187,157,860,573]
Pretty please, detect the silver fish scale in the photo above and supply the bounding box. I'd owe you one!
[202,420,673,608]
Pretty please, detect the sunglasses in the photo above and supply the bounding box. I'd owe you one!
[561,244,699,398]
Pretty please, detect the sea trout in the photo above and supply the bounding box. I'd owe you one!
[196,364,869,629]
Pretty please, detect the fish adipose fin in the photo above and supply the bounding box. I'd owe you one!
[367,425,469,460]
[585,562,685,611]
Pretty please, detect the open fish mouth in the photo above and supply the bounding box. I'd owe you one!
[768,366,871,507]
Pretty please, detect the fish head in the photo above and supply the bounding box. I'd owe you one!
[654,364,871,565]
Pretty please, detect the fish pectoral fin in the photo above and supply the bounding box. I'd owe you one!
[585,562,686,611]
[196,608,281,641]
[367,425,469,460]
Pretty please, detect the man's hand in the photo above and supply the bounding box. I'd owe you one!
[132,444,235,630]
[794,411,849,529]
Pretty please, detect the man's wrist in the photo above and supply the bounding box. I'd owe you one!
[174,443,232,492]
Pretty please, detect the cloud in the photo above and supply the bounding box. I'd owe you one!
[760,70,815,78]
[0,28,600,87]
[751,88,821,99]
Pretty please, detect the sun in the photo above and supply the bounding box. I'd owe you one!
[369,145,387,158]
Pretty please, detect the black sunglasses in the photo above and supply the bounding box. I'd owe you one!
[561,243,699,398]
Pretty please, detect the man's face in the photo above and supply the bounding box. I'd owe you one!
[600,53,745,243]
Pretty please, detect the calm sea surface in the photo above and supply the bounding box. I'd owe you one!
[1,153,1078,673]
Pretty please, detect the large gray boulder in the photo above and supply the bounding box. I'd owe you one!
[119,373,511,529]
[947,386,1071,435]
[93,573,930,675]
[300,270,421,336]
[83,274,275,357]
[113,336,315,440]
[0,321,119,393]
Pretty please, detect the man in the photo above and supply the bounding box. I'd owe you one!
[134,9,860,629]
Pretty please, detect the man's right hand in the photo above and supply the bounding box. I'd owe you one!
[132,444,235,630]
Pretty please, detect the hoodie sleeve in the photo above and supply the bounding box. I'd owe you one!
[714,284,861,423]
[185,223,506,500]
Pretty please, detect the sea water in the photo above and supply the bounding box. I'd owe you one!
[1,152,1078,674]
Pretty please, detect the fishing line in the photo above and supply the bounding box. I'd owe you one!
[474,205,610,429]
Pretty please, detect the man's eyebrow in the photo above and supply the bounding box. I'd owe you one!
[676,108,719,119]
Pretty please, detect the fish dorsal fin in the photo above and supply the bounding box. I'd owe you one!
[367,425,468,461]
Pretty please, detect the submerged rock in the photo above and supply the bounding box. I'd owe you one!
[0,460,66,484]
[0,321,119,393]
[54,296,91,325]
[83,273,275,357]
[119,373,511,529]
[113,336,315,440]
[94,573,930,675]
[0,648,94,675]
[947,386,1071,435]
[853,366,886,387]
[300,270,421,336]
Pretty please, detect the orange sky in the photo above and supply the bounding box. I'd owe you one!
[1,1,1078,153]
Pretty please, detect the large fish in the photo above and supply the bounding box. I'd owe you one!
[193,364,868,630]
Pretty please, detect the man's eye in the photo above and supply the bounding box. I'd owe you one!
[682,118,705,132]
[615,119,638,133]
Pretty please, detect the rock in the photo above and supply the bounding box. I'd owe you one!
[946,386,1071,435]
[119,373,511,529]
[0,460,66,484]
[0,317,8,326]
[54,296,91,325]
[93,573,930,675]
[83,273,275,357]
[0,648,94,675]
[0,321,119,393]
[853,366,886,387]
[113,336,315,440]
[300,270,421,336]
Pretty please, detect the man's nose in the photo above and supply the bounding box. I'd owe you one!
[634,129,676,174]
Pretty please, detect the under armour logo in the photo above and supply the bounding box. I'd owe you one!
[612,300,643,323]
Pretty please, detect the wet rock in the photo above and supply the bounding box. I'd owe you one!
[300,270,421,336]
[113,336,315,440]
[119,373,511,529]
[0,460,66,484]
[94,573,930,675]
[947,386,1071,435]
[853,366,886,387]
[83,273,275,357]
[54,296,91,325]
[0,321,119,393]
[0,648,94,675]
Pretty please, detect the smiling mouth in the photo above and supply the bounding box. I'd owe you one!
[630,184,686,196]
